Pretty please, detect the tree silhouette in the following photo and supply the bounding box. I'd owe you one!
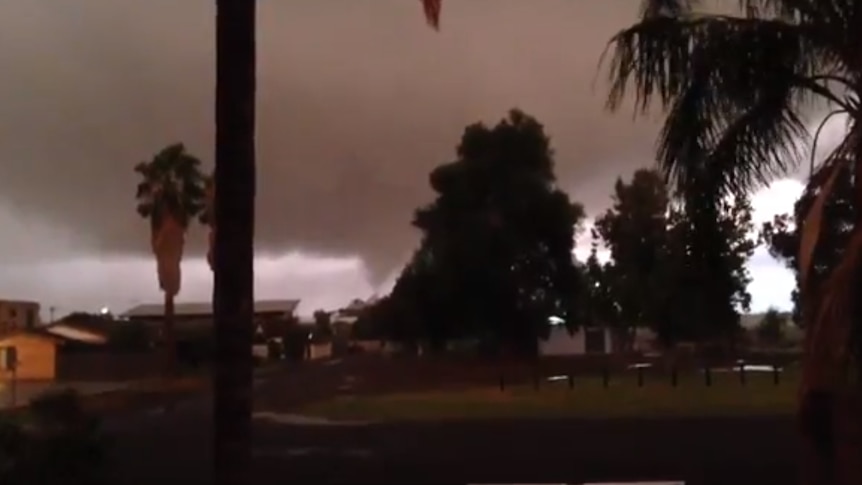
[594,169,671,342]
[389,109,587,356]
[212,1,256,483]
[134,143,205,375]
[604,2,862,481]
[757,307,786,345]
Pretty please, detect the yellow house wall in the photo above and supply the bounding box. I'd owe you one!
[0,334,57,381]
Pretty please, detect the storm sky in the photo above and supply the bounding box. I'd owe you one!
[0,0,833,317]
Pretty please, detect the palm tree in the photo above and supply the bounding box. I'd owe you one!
[209,2,440,483]
[134,142,206,375]
[602,1,861,483]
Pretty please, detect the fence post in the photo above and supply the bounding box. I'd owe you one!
[602,367,610,389]
[704,366,712,387]
[671,366,678,387]
[739,364,747,386]
[637,366,644,387]
[567,374,574,390]
[773,364,780,385]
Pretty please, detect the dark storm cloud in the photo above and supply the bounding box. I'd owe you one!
[0,0,666,280]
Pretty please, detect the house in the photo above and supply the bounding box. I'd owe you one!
[0,299,41,335]
[540,323,614,356]
[0,330,63,381]
[43,313,111,345]
[332,297,377,325]
[121,300,302,362]
[121,299,301,334]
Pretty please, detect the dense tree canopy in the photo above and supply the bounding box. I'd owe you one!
[581,244,621,331]
[385,109,587,356]
[593,169,671,342]
[658,191,755,346]
[592,168,755,347]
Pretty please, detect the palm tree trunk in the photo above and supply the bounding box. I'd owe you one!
[213,1,256,484]
[798,154,862,485]
[163,292,176,376]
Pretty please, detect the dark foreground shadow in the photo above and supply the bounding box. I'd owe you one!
[105,408,798,485]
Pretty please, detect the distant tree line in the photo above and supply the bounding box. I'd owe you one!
[353,109,757,356]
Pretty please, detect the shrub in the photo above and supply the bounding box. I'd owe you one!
[0,390,106,485]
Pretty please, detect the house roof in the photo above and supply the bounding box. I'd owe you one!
[49,313,116,336]
[121,299,301,319]
[335,298,373,319]
[0,329,66,345]
[44,325,108,345]
[0,299,40,307]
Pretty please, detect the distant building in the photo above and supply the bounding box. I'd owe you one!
[332,297,375,325]
[120,299,301,337]
[0,299,41,335]
[540,324,615,356]
[44,313,113,345]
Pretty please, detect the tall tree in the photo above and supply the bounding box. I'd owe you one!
[206,3,436,483]
[593,168,754,346]
[593,169,671,339]
[582,243,623,343]
[213,1,256,484]
[761,160,856,327]
[603,2,862,481]
[401,109,587,356]
[134,143,206,374]
[660,193,756,346]
[757,307,787,346]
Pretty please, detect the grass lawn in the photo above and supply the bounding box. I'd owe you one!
[297,368,800,421]
[0,376,209,418]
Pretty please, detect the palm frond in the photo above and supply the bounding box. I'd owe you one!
[606,15,836,112]
[660,78,808,194]
[798,127,860,293]
[135,181,152,201]
[809,108,847,174]
[739,0,852,28]
[134,142,207,227]
[639,0,700,18]
[604,13,845,195]
[803,223,862,391]
[798,156,849,293]
[136,202,153,218]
